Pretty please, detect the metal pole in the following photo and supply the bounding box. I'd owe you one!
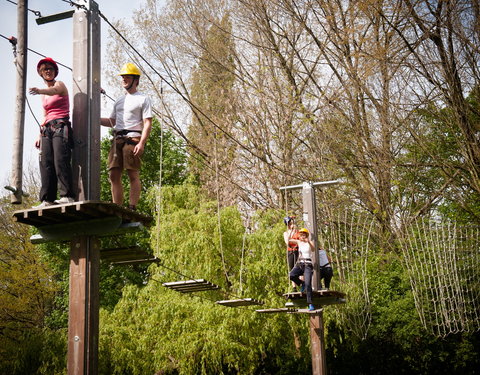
[68,1,101,374]
[279,179,341,192]
[10,0,28,204]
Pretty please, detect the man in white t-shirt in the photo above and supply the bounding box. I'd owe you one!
[100,63,152,210]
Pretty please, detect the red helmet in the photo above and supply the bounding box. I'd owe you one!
[37,57,58,78]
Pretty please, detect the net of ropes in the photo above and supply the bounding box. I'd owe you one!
[398,219,480,338]
[322,208,376,340]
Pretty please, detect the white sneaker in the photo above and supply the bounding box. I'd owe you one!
[33,201,54,208]
[54,197,75,204]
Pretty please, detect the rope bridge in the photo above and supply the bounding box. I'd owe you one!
[399,220,480,337]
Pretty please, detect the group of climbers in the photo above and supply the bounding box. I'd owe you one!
[283,216,333,311]
[29,58,152,210]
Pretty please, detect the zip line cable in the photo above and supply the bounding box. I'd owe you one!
[4,0,42,17]
[1,33,73,71]
[97,9,300,181]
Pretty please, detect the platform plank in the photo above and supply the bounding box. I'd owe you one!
[216,298,264,307]
[163,279,220,293]
[13,200,153,228]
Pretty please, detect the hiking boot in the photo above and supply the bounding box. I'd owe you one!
[54,197,75,204]
[33,201,54,208]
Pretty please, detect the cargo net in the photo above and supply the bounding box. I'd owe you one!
[398,220,480,338]
[323,209,376,340]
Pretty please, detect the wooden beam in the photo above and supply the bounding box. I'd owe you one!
[310,313,327,375]
[68,236,100,375]
[216,298,264,307]
[10,0,27,204]
[68,2,101,374]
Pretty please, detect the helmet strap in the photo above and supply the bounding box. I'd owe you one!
[125,76,139,91]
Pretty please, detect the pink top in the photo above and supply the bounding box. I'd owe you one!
[42,94,70,123]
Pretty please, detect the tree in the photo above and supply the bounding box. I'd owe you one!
[99,184,311,374]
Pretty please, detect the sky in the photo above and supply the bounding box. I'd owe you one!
[0,0,145,193]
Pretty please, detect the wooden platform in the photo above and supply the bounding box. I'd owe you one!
[13,200,153,243]
[256,307,322,314]
[100,245,160,265]
[283,290,346,308]
[216,298,264,307]
[162,279,220,293]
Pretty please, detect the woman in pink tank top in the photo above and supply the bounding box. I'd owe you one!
[29,57,74,208]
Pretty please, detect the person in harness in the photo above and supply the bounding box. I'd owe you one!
[288,228,316,311]
[100,63,153,210]
[318,247,333,290]
[283,216,301,291]
[29,57,74,208]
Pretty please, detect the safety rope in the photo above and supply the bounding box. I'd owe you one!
[213,128,229,285]
[155,83,164,259]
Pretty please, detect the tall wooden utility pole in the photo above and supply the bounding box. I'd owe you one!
[280,179,340,375]
[10,0,28,204]
[69,1,101,374]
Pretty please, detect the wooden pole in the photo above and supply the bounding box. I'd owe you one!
[68,1,101,374]
[10,0,27,204]
[68,237,100,374]
[72,0,101,201]
[302,182,325,375]
[281,180,341,375]
[310,312,327,375]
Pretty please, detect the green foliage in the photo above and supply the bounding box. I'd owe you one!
[397,88,480,224]
[0,197,66,375]
[326,252,480,374]
[99,184,310,374]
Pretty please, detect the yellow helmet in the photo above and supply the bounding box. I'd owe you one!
[299,228,309,234]
[119,63,141,76]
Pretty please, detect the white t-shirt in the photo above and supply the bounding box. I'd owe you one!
[110,91,152,136]
[298,241,313,260]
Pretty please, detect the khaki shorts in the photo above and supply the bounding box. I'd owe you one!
[108,137,142,171]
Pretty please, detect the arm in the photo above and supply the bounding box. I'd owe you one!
[133,117,152,156]
[29,80,68,96]
[100,117,115,127]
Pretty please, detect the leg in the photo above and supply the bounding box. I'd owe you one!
[287,250,298,288]
[289,264,304,287]
[52,128,74,198]
[127,169,141,208]
[304,264,314,304]
[109,167,124,205]
[323,267,333,289]
[39,130,57,202]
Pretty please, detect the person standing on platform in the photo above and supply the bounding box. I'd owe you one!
[100,63,152,210]
[29,57,74,208]
[318,248,333,290]
[283,216,301,291]
[289,228,316,311]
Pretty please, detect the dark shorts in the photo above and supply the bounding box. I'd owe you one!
[108,137,141,171]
